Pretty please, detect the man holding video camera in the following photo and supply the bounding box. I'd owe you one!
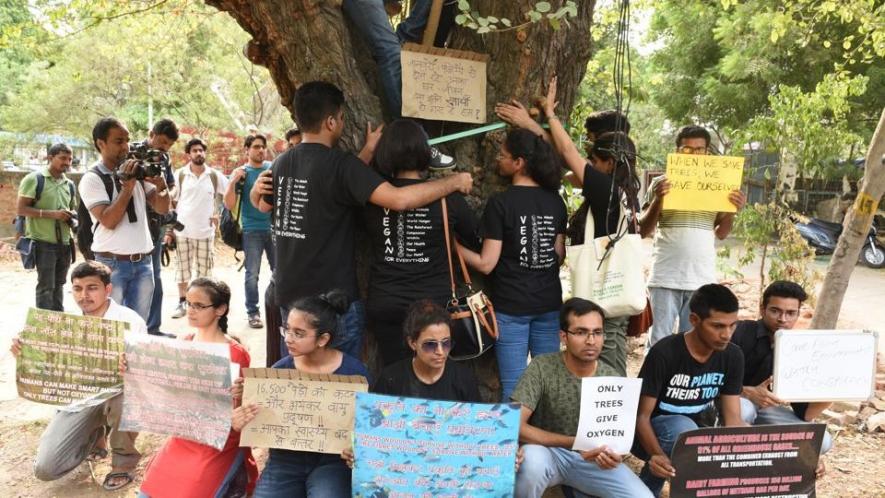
[79,117,171,321]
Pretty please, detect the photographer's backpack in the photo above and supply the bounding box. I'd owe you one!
[75,166,115,260]
[219,179,244,262]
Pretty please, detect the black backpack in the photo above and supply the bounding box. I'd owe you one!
[76,166,115,260]
[219,180,244,262]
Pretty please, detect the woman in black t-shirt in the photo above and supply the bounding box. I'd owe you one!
[362,119,480,367]
[460,129,567,402]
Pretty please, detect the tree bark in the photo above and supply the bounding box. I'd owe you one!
[810,108,885,329]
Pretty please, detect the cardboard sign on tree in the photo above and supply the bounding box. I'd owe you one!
[400,43,488,124]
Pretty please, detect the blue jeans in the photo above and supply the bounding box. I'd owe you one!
[34,241,71,312]
[279,300,365,359]
[739,397,833,454]
[633,415,699,497]
[496,310,561,402]
[647,287,694,349]
[243,230,274,315]
[342,0,402,116]
[146,238,163,334]
[516,445,652,498]
[253,451,350,498]
[95,254,155,321]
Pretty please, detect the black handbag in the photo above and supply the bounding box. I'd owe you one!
[441,198,498,360]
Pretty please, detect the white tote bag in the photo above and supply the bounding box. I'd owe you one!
[566,202,646,318]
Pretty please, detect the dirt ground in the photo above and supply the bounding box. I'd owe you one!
[0,243,883,497]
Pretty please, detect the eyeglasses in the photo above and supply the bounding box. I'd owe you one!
[419,339,453,354]
[565,329,605,340]
[186,301,215,311]
[678,145,708,155]
[765,307,799,320]
[279,326,318,341]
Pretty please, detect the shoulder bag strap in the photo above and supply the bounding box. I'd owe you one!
[441,197,457,300]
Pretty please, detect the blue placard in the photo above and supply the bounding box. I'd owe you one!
[352,392,520,497]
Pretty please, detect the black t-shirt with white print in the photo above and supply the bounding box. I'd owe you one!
[271,143,385,305]
[363,177,480,312]
[481,185,567,315]
[639,334,745,423]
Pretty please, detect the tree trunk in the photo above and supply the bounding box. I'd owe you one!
[810,108,885,329]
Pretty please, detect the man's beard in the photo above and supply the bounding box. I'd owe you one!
[192,156,205,165]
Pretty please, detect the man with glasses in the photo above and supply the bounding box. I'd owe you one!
[731,280,834,461]
[513,297,652,498]
[640,125,747,348]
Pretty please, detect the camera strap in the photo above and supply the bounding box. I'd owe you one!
[110,174,138,223]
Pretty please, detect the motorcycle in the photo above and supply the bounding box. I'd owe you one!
[794,217,885,269]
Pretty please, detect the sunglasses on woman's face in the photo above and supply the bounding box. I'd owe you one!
[419,338,453,354]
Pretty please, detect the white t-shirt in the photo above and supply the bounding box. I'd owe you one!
[80,298,148,336]
[79,162,155,255]
[646,176,718,290]
[174,165,228,240]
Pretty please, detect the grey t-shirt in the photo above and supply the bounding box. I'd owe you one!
[511,352,618,436]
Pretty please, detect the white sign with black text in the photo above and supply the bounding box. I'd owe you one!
[572,376,642,454]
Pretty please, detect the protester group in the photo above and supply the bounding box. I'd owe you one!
[11,75,842,498]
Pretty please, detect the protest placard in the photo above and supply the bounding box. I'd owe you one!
[773,329,877,402]
[670,424,825,498]
[352,393,519,497]
[119,335,233,449]
[662,154,744,212]
[572,377,642,454]
[16,307,126,405]
[401,43,488,124]
[240,368,368,454]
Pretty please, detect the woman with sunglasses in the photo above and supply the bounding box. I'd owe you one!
[138,278,258,498]
[233,289,369,498]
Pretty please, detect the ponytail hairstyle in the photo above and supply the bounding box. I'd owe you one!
[504,128,561,191]
[590,132,640,213]
[188,278,232,333]
[288,289,349,343]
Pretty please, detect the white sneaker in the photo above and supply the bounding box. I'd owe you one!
[429,147,456,170]
[171,302,187,319]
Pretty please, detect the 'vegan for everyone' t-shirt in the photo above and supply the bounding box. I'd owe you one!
[270,144,385,305]
[372,358,483,402]
[482,186,567,315]
[511,352,618,436]
[639,334,744,422]
[363,178,480,311]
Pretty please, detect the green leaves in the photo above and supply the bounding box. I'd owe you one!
[454,1,578,34]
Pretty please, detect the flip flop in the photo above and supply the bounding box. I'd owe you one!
[102,471,133,491]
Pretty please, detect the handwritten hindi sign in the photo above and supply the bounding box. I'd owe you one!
[352,393,519,497]
[401,43,488,124]
[240,368,368,454]
[663,154,744,212]
[119,335,233,449]
[572,377,642,454]
[670,424,825,498]
[773,330,877,402]
[16,308,125,405]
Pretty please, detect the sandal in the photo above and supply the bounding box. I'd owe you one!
[102,471,134,491]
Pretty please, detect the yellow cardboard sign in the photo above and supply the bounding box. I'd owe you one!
[662,154,745,212]
[400,43,487,124]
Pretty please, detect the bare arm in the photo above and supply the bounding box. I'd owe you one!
[543,77,586,183]
[555,233,565,265]
[719,395,747,427]
[250,170,274,213]
[89,178,136,231]
[368,173,472,212]
[518,406,574,448]
[16,196,72,222]
[639,177,669,239]
[495,100,549,140]
[460,238,503,274]
[144,177,170,214]
[803,402,831,422]
[713,190,746,240]
[357,123,383,165]
[636,395,677,479]
[224,168,246,211]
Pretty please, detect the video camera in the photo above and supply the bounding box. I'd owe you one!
[117,142,169,181]
[156,211,185,232]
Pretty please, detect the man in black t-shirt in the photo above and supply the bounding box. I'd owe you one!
[732,281,833,462]
[250,81,472,358]
[634,284,745,497]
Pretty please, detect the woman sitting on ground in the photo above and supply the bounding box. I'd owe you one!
[137,278,258,498]
[233,290,369,498]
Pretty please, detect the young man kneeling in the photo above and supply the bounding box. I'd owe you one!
[513,298,652,498]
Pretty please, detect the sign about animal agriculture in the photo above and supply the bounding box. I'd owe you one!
[773,329,877,402]
[572,377,642,454]
[669,424,825,498]
[401,43,488,124]
[119,335,233,450]
[663,154,744,212]
[16,308,125,405]
[352,393,520,497]
[240,368,368,454]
